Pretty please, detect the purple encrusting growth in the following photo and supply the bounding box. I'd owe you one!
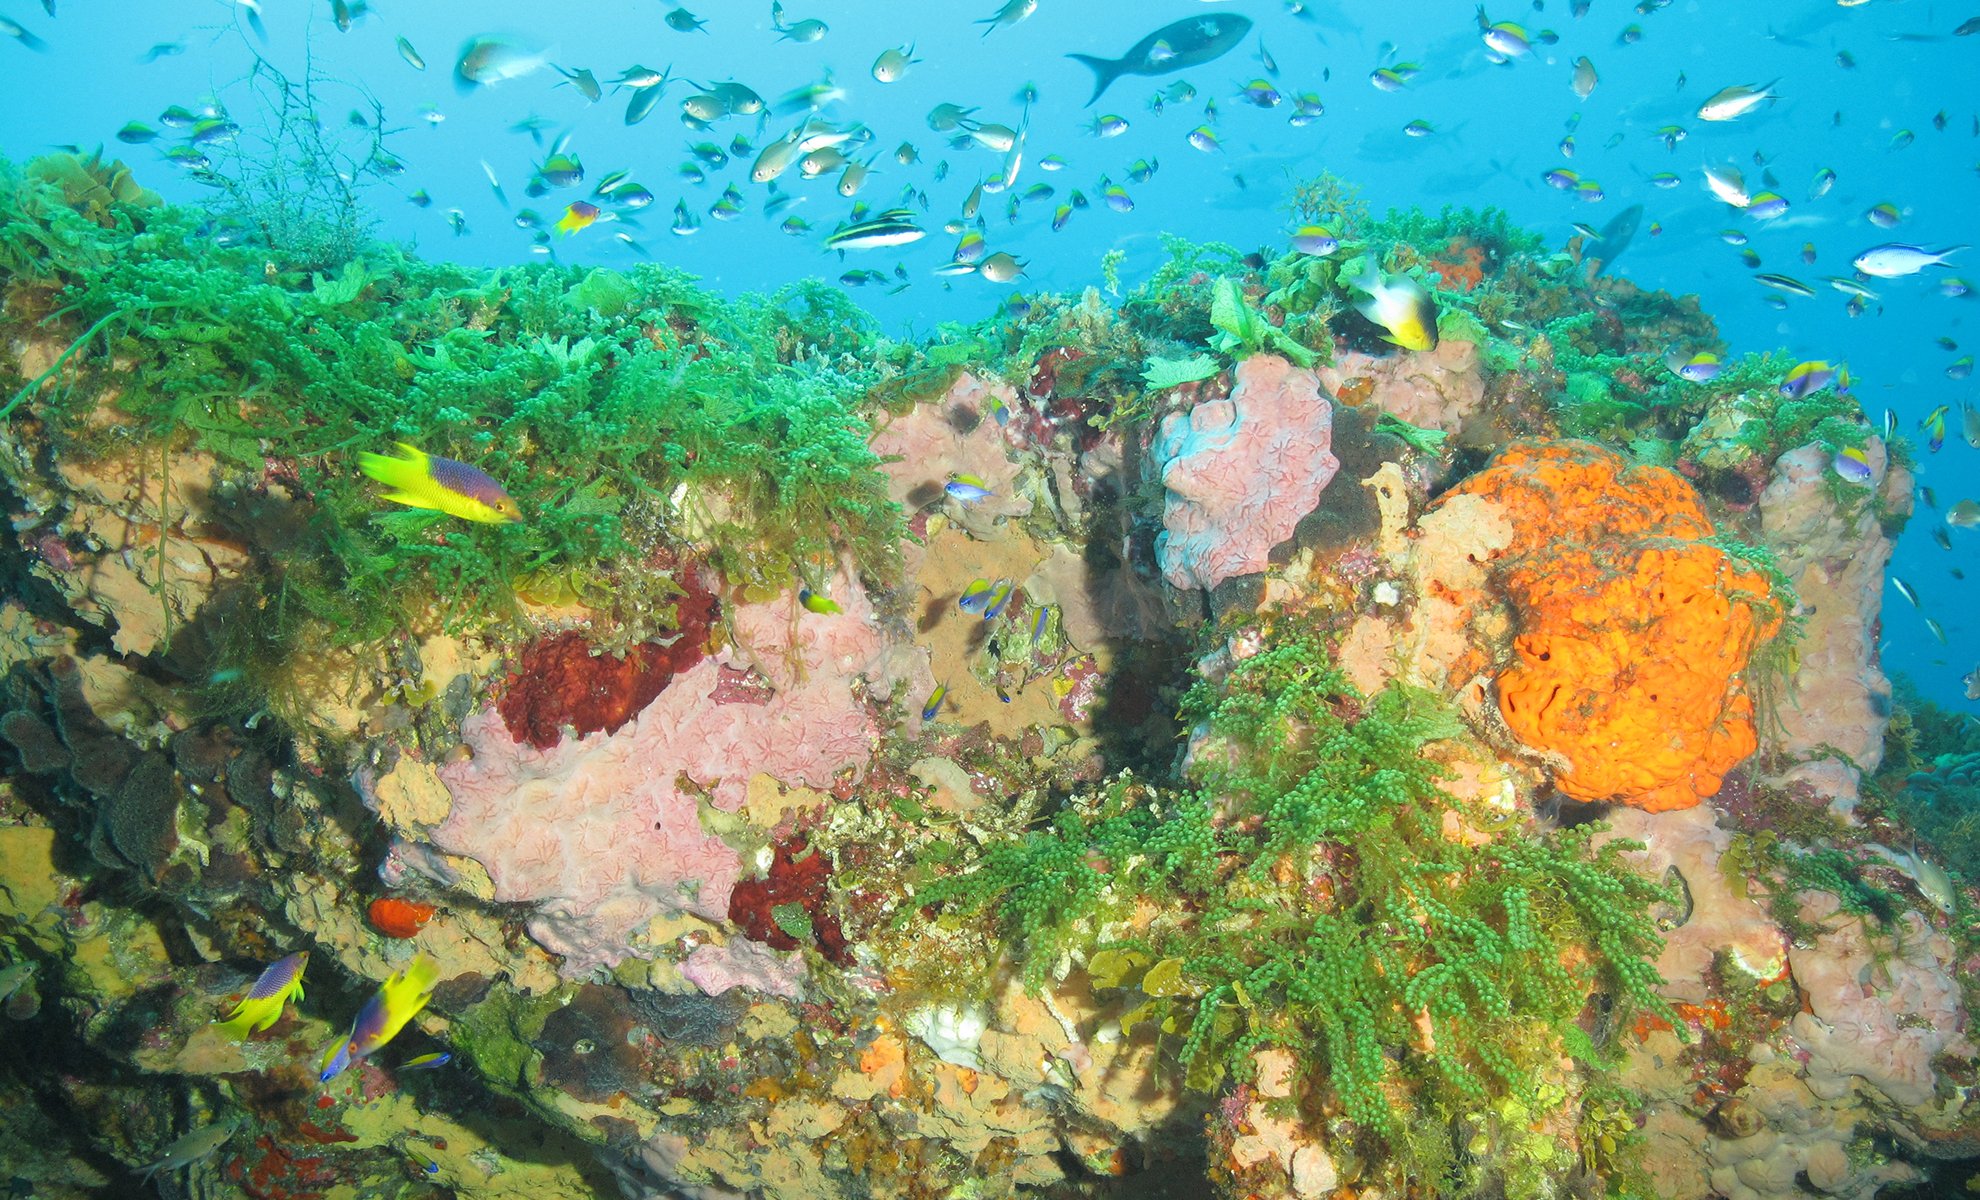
[428,453,510,505]
[247,952,307,999]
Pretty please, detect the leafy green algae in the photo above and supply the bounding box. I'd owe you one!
[920,626,1672,1189]
[0,155,905,717]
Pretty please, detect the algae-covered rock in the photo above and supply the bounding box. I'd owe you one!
[0,154,1969,1200]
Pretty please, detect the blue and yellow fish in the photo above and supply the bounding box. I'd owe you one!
[1778,360,1836,400]
[214,951,307,1039]
[357,444,522,523]
[945,473,995,503]
[981,580,1017,621]
[798,587,842,615]
[321,956,441,1082]
[958,578,1000,615]
[1922,404,1949,453]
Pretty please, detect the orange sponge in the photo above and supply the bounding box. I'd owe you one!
[1439,441,1780,812]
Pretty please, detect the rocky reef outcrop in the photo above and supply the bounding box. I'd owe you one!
[1,158,1973,1200]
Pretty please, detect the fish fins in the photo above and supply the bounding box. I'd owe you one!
[212,995,281,1039]
[1344,258,1384,323]
[1066,52,1125,106]
[1343,257,1381,296]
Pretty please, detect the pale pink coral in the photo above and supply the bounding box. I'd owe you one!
[680,940,807,999]
[868,372,1031,538]
[1787,892,1971,1110]
[1602,806,1787,1003]
[1317,337,1485,437]
[408,635,880,976]
[1153,354,1341,590]
[1756,441,1911,814]
[728,556,888,691]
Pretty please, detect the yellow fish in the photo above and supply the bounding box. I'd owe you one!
[213,951,307,1039]
[1345,259,1440,352]
[357,443,522,523]
[321,955,441,1081]
[554,200,601,236]
[798,587,842,615]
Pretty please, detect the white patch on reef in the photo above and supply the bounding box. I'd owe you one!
[904,1004,990,1070]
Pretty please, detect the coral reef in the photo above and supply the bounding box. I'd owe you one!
[1,151,1972,1200]
[1152,353,1341,590]
[1756,442,1909,812]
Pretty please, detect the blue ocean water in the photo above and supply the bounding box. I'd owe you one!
[0,0,1972,702]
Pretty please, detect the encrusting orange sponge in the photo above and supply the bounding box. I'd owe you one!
[1437,441,1781,812]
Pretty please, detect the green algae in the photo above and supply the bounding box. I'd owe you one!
[0,153,906,719]
[454,983,566,1096]
[919,625,1673,1190]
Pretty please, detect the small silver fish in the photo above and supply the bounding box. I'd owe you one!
[140,1122,238,1184]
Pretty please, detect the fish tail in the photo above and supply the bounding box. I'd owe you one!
[212,995,278,1039]
[357,443,430,493]
[1066,53,1124,107]
[1343,256,1381,296]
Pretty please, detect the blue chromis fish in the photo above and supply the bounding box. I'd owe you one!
[1921,404,1949,452]
[1831,445,1872,484]
[920,682,947,722]
[958,577,1002,615]
[1778,360,1836,399]
[1291,225,1337,256]
[798,587,843,615]
[1666,351,1722,382]
[358,444,523,523]
[213,952,307,1038]
[320,956,441,1082]
[1345,260,1439,352]
[944,473,994,503]
[981,580,1017,620]
[1745,192,1789,220]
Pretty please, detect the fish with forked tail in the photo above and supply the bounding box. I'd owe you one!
[1067,14,1251,106]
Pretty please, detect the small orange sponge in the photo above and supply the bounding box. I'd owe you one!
[1439,441,1781,812]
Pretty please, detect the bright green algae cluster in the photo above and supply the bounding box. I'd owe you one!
[1,151,905,700]
[917,627,1673,1193]
[2,150,1969,1200]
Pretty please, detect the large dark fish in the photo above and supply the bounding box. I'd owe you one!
[1068,14,1252,106]
[1581,202,1641,278]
